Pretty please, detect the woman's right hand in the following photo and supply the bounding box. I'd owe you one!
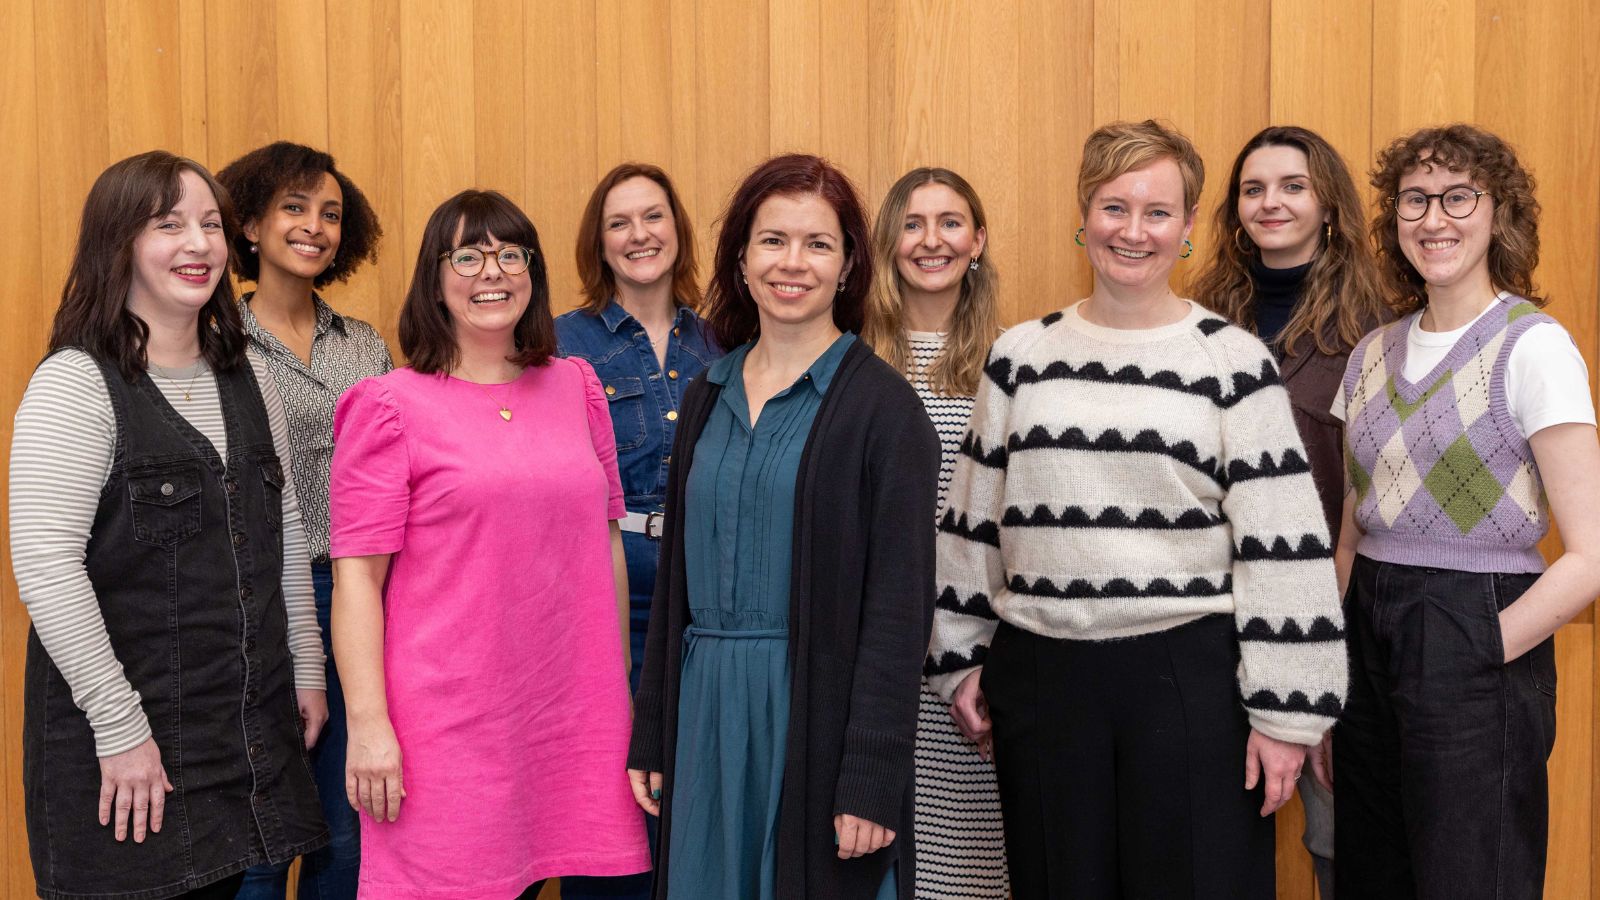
[346,715,405,822]
[949,668,993,761]
[98,736,173,843]
[628,768,663,816]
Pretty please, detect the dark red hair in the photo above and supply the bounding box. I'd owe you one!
[701,154,872,349]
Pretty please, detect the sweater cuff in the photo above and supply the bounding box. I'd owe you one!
[832,725,912,828]
[627,687,665,772]
[1245,709,1335,747]
[94,701,155,758]
[292,654,328,692]
[923,665,979,706]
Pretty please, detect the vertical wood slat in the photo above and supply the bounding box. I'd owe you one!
[5,2,1600,895]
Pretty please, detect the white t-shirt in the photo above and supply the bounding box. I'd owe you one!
[1330,296,1595,439]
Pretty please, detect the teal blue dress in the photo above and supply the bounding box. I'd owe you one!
[667,334,895,900]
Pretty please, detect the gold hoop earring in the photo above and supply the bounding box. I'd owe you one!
[1232,227,1252,255]
[1325,222,1333,243]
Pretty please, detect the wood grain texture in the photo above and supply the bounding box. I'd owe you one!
[3,2,1600,894]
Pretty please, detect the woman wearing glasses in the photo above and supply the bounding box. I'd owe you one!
[330,190,649,898]
[1333,124,1600,899]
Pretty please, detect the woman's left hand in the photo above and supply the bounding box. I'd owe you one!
[297,689,329,750]
[834,813,896,859]
[1244,728,1308,817]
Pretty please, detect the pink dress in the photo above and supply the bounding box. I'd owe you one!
[330,358,649,899]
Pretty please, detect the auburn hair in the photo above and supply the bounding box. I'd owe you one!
[574,162,700,313]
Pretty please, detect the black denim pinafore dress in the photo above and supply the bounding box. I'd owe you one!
[23,354,327,900]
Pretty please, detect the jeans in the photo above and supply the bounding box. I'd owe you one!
[1334,556,1557,900]
[236,563,359,900]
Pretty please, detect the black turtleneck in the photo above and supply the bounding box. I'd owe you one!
[1250,258,1313,346]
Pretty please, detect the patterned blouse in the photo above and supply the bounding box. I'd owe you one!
[239,293,393,563]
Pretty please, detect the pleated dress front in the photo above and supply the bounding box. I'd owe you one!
[667,334,893,900]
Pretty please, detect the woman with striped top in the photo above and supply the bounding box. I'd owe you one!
[861,167,1006,900]
[11,151,327,900]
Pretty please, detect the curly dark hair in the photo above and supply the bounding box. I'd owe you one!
[216,141,382,288]
[1370,124,1542,314]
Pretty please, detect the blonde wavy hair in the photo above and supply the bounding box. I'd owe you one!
[862,168,1000,396]
[1192,126,1392,355]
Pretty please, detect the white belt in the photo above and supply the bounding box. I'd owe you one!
[619,511,666,540]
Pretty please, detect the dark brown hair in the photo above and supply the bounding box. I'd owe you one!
[216,141,382,288]
[1193,126,1392,355]
[1370,124,1542,313]
[701,154,872,350]
[48,150,247,380]
[398,190,554,374]
[575,162,699,313]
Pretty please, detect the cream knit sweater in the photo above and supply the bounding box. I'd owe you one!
[926,301,1346,745]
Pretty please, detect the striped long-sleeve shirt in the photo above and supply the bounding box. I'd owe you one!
[925,301,1346,745]
[10,349,322,757]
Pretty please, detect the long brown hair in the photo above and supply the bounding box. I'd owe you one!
[398,190,555,374]
[1193,126,1391,355]
[700,154,872,350]
[48,151,247,380]
[574,162,700,313]
[862,168,999,396]
[1370,124,1542,314]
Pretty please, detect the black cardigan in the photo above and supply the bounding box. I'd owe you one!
[627,339,940,900]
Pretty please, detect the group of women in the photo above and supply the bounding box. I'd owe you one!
[11,115,1598,900]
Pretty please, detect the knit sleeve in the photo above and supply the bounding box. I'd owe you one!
[1217,335,1347,745]
[925,342,1013,702]
[9,351,153,757]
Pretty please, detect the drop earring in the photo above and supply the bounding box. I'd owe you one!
[968,257,981,272]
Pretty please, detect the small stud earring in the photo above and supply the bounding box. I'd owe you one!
[249,244,258,253]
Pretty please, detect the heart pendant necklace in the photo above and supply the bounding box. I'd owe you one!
[455,369,516,422]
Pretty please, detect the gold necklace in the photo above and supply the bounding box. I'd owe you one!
[455,369,517,421]
[149,363,202,401]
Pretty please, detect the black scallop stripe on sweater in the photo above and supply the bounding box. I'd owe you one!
[1238,616,1346,642]
[1234,533,1334,561]
[939,509,1001,546]
[926,643,990,677]
[994,357,1283,408]
[934,586,997,619]
[1007,572,1233,600]
[958,432,1009,468]
[1243,688,1344,717]
[1226,447,1312,483]
[1006,425,1225,483]
[1001,504,1225,530]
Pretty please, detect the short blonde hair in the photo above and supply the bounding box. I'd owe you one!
[1077,119,1205,218]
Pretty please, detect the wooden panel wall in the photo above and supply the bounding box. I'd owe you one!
[2,2,1597,896]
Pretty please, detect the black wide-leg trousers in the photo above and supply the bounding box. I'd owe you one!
[983,614,1275,900]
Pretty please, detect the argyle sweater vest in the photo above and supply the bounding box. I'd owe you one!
[1342,296,1555,573]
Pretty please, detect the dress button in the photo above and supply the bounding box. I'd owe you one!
[233,531,247,548]
[225,478,239,495]
[248,743,262,759]
[160,482,174,497]
[668,369,678,379]
[665,410,678,421]
[605,385,616,396]
[240,585,254,601]
[664,455,671,465]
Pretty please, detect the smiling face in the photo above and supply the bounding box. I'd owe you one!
[895,182,986,300]
[127,169,228,326]
[439,223,533,345]
[1238,144,1325,268]
[601,176,678,293]
[243,171,343,282]
[1082,159,1194,293]
[1397,157,1496,296]
[741,192,850,337]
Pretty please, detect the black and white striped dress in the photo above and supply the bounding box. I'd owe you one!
[907,331,1009,899]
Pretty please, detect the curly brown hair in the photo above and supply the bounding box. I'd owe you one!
[1192,126,1391,356]
[1370,124,1542,314]
[216,141,383,288]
